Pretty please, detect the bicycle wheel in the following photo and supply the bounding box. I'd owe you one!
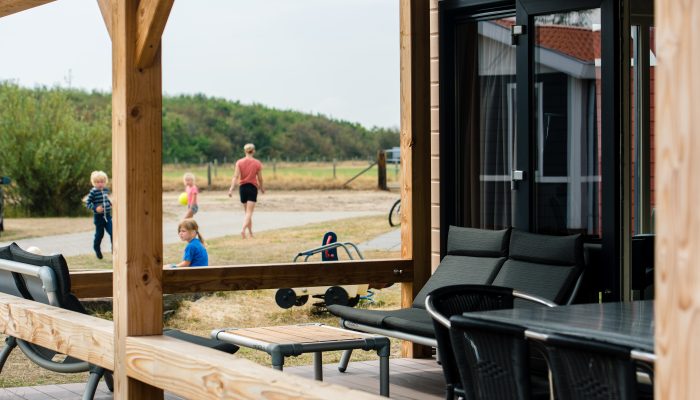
[389,199,401,227]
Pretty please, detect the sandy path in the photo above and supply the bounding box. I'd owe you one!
[1,190,400,256]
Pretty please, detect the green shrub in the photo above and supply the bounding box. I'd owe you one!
[0,82,111,216]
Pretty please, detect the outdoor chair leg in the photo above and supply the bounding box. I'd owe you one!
[0,336,17,374]
[338,349,353,372]
[104,370,114,392]
[82,365,106,400]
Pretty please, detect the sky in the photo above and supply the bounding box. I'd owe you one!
[0,0,400,129]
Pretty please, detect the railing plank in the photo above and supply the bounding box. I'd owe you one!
[0,294,382,399]
[127,335,383,400]
[0,293,114,369]
[71,259,413,298]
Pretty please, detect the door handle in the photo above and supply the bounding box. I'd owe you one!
[511,170,526,190]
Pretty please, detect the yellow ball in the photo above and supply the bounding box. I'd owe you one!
[178,192,188,206]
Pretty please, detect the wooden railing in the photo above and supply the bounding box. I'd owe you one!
[71,259,413,298]
[0,292,383,399]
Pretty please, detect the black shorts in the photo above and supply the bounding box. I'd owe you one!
[239,183,258,203]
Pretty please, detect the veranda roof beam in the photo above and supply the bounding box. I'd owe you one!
[135,0,174,69]
[0,0,55,19]
[96,0,112,40]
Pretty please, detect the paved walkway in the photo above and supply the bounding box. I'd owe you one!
[0,211,400,256]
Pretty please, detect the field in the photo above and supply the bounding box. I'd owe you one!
[162,160,401,191]
[0,190,404,388]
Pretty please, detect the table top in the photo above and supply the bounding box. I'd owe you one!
[216,323,386,345]
[463,300,654,352]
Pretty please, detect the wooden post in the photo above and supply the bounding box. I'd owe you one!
[112,0,168,397]
[207,162,212,189]
[655,1,700,397]
[378,150,388,190]
[333,158,337,179]
[400,0,431,358]
[273,158,277,177]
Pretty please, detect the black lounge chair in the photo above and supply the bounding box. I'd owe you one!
[0,243,238,400]
[329,226,584,375]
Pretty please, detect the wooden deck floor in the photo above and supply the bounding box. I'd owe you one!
[0,358,445,400]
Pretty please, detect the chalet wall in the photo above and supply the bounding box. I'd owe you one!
[429,0,440,271]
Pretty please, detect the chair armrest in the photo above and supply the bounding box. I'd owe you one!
[513,290,557,307]
[425,293,451,328]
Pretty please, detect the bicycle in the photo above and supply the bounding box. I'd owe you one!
[388,199,401,227]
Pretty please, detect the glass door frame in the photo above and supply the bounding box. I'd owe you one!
[439,0,624,300]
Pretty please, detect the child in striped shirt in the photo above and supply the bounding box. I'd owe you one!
[86,170,112,259]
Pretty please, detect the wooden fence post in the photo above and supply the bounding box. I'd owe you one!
[207,162,212,189]
[378,150,388,191]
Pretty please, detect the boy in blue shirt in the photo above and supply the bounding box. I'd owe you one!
[85,170,112,259]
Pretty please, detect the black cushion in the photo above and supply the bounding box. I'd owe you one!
[412,255,506,309]
[508,230,582,266]
[494,230,583,304]
[327,305,398,327]
[163,329,239,354]
[328,305,435,338]
[446,226,511,257]
[382,308,435,338]
[492,260,577,304]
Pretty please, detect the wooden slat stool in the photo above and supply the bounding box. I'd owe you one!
[212,323,391,397]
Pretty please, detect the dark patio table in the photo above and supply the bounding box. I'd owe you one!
[463,300,654,353]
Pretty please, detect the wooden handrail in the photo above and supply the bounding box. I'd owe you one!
[0,293,114,369]
[0,293,383,399]
[127,335,382,399]
[71,258,413,298]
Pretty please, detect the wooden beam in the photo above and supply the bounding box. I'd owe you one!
[71,259,413,299]
[0,0,54,18]
[96,0,112,40]
[0,293,114,370]
[135,0,174,69]
[655,0,700,398]
[127,335,384,400]
[399,0,431,359]
[112,0,165,396]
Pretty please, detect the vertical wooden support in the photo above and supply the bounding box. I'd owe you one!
[400,0,431,358]
[112,0,164,397]
[655,1,700,398]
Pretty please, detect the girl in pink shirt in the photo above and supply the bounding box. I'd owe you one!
[228,143,265,238]
[183,172,199,219]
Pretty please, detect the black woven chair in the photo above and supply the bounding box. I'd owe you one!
[528,332,640,400]
[426,285,555,400]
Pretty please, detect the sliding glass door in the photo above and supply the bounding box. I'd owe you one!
[440,0,620,299]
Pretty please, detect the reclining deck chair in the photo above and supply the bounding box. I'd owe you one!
[329,226,584,375]
[0,243,238,400]
[329,225,512,371]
